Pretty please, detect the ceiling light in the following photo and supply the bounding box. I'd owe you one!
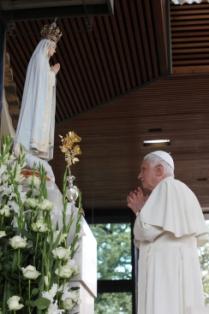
[143,139,171,147]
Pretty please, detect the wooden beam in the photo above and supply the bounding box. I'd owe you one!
[0,3,114,22]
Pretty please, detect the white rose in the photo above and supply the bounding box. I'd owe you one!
[0,205,10,217]
[9,235,27,249]
[24,198,37,209]
[68,259,79,275]
[21,265,40,280]
[52,247,71,260]
[7,295,24,311]
[55,264,74,279]
[39,199,53,211]
[31,220,48,233]
[0,231,6,238]
[61,287,79,310]
[63,298,74,310]
[67,290,79,303]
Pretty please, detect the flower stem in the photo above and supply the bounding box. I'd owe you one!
[17,249,20,267]
[28,280,31,314]
[34,233,39,264]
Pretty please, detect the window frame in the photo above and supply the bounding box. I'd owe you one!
[85,208,137,314]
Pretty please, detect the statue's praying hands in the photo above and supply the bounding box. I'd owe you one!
[51,63,60,74]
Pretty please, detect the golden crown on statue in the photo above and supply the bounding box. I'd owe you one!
[40,22,62,43]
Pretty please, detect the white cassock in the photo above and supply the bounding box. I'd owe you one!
[14,39,56,161]
[134,176,209,314]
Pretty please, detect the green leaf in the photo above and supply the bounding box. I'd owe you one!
[31,288,39,296]
[33,297,50,310]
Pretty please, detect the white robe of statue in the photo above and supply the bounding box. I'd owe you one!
[134,176,209,314]
[14,39,56,161]
[0,90,15,141]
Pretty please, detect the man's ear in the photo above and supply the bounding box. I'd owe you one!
[155,164,164,177]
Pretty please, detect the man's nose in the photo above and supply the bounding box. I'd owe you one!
[137,172,142,180]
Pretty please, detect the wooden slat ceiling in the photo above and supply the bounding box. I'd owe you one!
[5,0,169,125]
[171,2,209,74]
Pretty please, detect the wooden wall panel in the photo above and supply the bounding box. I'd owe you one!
[51,74,209,211]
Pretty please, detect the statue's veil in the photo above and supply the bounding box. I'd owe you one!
[14,39,56,160]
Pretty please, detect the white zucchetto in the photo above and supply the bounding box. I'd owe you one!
[145,150,174,170]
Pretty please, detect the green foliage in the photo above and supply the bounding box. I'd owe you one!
[95,292,132,314]
[0,136,81,313]
[91,223,132,312]
[91,223,132,280]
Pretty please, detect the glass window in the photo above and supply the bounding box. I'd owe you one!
[199,220,209,304]
[90,223,132,280]
[95,292,132,314]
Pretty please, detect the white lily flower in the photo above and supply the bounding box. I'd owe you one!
[39,199,53,211]
[12,164,22,182]
[24,198,37,209]
[1,185,12,196]
[0,205,10,217]
[61,285,79,310]
[21,265,40,280]
[8,201,20,213]
[47,301,64,314]
[11,217,18,228]
[31,220,48,233]
[0,165,6,177]
[26,175,41,188]
[42,283,58,302]
[51,231,67,245]
[7,296,24,311]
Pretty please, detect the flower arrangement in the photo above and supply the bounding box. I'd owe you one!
[0,134,83,313]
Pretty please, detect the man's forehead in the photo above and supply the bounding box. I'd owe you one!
[140,160,149,168]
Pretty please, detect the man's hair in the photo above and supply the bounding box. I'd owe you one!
[144,153,174,177]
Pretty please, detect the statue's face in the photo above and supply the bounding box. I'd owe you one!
[48,42,56,57]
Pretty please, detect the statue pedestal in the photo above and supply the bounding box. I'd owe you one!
[70,218,97,314]
[69,281,95,314]
[73,218,97,298]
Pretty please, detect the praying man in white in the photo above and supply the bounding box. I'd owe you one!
[127,150,209,314]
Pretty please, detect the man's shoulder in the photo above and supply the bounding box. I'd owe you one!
[160,176,199,201]
[160,176,195,194]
